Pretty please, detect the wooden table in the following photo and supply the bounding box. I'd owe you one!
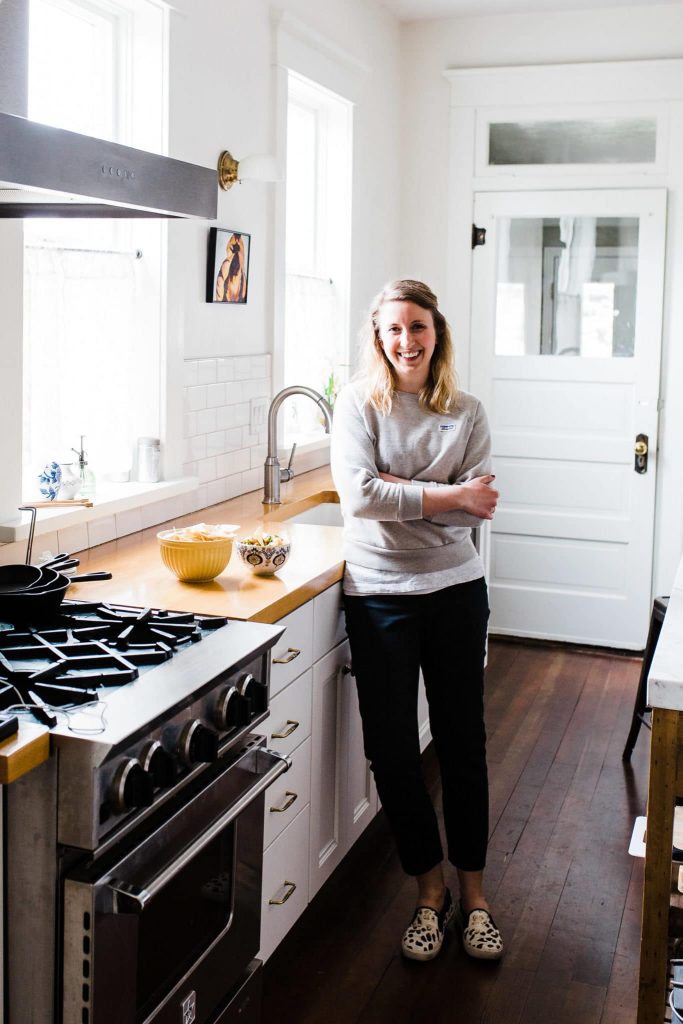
[638,558,683,1023]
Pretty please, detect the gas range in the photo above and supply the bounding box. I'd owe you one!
[5,597,288,1023]
[0,598,284,850]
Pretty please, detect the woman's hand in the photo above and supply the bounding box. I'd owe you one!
[422,474,499,520]
[453,475,499,519]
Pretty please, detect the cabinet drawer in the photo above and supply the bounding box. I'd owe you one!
[259,803,310,962]
[258,668,312,758]
[312,582,346,662]
[263,735,312,849]
[270,602,314,697]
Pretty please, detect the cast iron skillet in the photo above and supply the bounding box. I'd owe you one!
[0,509,112,622]
[0,564,44,594]
[0,572,71,622]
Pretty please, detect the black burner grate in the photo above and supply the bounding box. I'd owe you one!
[0,600,228,711]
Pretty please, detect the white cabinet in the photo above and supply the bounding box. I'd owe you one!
[312,582,346,661]
[309,639,348,895]
[309,634,378,899]
[258,581,379,957]
[263,736,312,849]
[264,669,312,760]
[342,660,378,851]
[269,602,314,697]
[260,804,311,961]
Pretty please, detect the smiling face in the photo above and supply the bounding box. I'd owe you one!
[376,299,438,393]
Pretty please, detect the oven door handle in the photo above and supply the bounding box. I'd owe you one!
[107,748,291,913]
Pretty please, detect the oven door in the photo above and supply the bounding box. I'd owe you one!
[62,742,289,1024]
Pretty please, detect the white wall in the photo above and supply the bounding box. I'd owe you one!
[399,3,683,599]
[166,0,401,362]
[165,0,402,504]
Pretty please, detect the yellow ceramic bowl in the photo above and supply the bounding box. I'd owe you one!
[157,532,234,583]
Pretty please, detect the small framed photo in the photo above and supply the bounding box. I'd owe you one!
[206,228,250,303]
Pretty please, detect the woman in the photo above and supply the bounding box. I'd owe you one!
[330,279,503,963]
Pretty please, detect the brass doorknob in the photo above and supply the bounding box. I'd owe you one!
[634,440,648,456]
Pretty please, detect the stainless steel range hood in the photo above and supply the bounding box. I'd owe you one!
[0,111,217,218]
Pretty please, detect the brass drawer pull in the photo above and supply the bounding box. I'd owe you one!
[269,790,298,813]
[272,647,301,665]
[269,880,297,905]
[271,719,299,739]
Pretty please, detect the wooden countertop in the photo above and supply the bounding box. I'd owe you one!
[2,467,343,785]
[0,721,50,785]
[69,466,344,623]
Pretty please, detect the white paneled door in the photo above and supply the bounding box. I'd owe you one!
[470,189,666,648]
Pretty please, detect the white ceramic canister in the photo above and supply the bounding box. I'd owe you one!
[137,437,161,482]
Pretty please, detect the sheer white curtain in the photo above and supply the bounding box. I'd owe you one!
[23,242,158,492]
[556,216,597,356]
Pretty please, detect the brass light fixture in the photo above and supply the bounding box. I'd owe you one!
[217,150,240,191]
[217,150,281,191]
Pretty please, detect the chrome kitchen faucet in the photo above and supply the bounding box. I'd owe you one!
[263,386,333,505]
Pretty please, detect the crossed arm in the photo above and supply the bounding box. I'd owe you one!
[378,471,499,520]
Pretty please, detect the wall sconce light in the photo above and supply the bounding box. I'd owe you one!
[217,150,281,191]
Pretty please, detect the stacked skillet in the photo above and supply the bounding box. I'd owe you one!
[0,554,111,623]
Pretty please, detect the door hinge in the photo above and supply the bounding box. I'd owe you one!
[472,224,487,249]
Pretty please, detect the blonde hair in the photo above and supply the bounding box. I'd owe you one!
[357,279,458,416]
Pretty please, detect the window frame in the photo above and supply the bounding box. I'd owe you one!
[277,68,353,452]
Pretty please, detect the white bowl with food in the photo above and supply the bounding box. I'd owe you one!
[235,532,291,576]
[157,522,239,582]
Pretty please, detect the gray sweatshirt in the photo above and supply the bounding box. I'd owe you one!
[330,381,492,574]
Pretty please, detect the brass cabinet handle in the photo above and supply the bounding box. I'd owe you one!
[269,880,297,905]
[272,647,301,665]
[271,719,299,739]
[269,790,298,813]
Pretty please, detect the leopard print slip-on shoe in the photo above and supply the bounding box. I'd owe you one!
[456,903,504,960]
[401,888,454,962]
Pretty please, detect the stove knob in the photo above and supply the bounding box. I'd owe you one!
[140,740,176,789]
[238,672,267,718]
[111,758,154,813]
[178,720,219,766]
[214,685,247,731]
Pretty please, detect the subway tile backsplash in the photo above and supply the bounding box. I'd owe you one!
[182,354,271,511]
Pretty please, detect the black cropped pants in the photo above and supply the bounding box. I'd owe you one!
[344,576,490,877]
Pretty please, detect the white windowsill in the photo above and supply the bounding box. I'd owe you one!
[0,477,198,543]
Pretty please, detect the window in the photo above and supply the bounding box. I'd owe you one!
[283,72,352,440]
[494,217,639,357]
[23,0,165,495]
[488,118,657,166]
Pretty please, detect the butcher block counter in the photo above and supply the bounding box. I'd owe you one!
[638,556,683,1024]
[1,467,343,784]
[68,467,343,622]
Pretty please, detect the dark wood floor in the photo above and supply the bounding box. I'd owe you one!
[261,640,649,1024]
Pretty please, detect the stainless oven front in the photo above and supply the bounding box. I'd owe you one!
[62,740,288,1024]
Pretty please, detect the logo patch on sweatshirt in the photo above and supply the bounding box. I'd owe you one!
[439,423,455,431]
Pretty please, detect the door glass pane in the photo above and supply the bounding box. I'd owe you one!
[488,119,656,166]
[494,216,638,357]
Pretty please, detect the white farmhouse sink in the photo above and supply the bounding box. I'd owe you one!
[281,502,343,527]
